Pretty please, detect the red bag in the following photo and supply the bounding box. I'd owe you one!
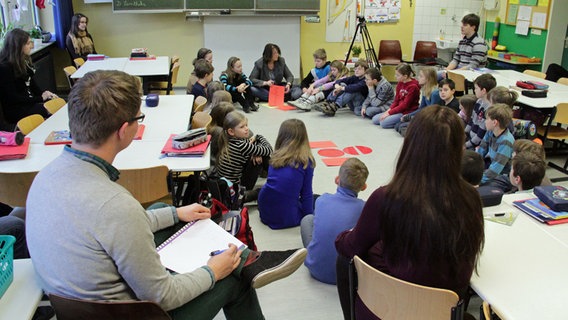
[235,207,257,251]
[209,199,258,251]
[516,81,536,90]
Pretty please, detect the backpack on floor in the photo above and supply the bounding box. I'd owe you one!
[210,199,258,251]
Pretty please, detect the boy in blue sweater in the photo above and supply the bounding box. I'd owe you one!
[477,103,515,185]
[300,158,369,284]
[314,61,369,117]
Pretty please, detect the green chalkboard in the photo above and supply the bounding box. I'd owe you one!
[113,0,184,11]
[256,0,319,10]
[185,0,254,10]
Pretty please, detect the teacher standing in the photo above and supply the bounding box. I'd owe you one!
[249,43,301,102]
[0,28,55,126]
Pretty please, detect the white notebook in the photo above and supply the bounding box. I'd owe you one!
[157,219,245,274]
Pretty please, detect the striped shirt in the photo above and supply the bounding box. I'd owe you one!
[465,99,490,149]
[219,72,253,93]
[477,129,514,184]
[451,33,488,69]
[216,134,273,184]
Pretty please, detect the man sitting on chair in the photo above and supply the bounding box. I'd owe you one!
[26,70,306,320]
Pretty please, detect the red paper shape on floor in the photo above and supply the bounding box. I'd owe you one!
[309,141,337,149]
[268,85,285,107]
[343,145,373,155]
[318,148,345,157]
[322,157,349,167]
[278,104,296,111]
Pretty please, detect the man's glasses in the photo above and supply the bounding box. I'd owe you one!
[128,113,145,123]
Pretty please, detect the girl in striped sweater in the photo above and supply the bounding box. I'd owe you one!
[216,111,273,192]
[220,56,257,113]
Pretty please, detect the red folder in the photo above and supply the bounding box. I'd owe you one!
[161,134,211,156]
[0,138,30,160]
[134,125,145,140]
[268,85,285,107]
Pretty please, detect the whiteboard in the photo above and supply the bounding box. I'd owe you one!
[203,16,301,83]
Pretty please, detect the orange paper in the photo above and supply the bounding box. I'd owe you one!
[268,85,285,107]
[309,141,337,149]
[322,157,349,167]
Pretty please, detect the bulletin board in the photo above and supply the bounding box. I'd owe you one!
[505,0,551,30]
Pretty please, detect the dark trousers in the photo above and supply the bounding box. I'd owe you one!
[0,215,30,259]
[230,90,255,110]
[150,204,264,320]
[240,156,270,191]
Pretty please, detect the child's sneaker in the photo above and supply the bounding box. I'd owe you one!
[294,100,312,111]
[250,103,259,112]
[242,248,307,289]
[322,102,338,117]
[312,101,329,112]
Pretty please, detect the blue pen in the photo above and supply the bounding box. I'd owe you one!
[210,245,245,256]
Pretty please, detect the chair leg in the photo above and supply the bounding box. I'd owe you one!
[549,159,568,182]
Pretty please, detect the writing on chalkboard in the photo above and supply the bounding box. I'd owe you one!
[116,0,146,7]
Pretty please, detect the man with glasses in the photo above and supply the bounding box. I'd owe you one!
[26,70,306,319]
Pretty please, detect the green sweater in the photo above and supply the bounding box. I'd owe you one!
[26,150,214,311]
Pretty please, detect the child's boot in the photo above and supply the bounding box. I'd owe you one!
[322,102,339,116]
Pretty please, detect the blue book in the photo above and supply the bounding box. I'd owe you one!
[513,198,568,225]
[534,186,568,212]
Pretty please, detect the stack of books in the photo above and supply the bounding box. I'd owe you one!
[130,48,148,58]
[513,198,568,225]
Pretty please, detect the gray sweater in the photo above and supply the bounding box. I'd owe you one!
[26,150,214,311]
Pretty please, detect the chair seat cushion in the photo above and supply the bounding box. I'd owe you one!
[379,59,401,65]
[537,126,568,140]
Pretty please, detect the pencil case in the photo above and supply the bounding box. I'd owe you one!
[534,186,568,212]
[521,90,547,98]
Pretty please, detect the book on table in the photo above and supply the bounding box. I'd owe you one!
[513,198,568,225]
[44,130,72,145]
[157,218,246,274]
[0,137,30,160]
[161,134,211,157]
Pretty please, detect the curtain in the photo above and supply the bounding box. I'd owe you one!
[52,0,73,49]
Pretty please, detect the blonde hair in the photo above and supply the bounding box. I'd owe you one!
[206,101,235,133]
[487,86,518,107]
[420,67,438,97]
[313,48,327,60]
[513,139,546,160]
[270,119,315,169]
[486,103,513,129]
[339,158,369,192]
[329,60,349,80]
[218,111,247,163]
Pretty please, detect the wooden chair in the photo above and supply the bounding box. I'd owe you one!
[349,255,463,320]
[171,55,180,65]
[116,166,171,206]
[49,294,171,320]
[44,97,66,115]
[193,96,207,113]
[63,66,77,88]
[447,71,470,96]
[377,40,402,66]
[558,77,568,85]
[523,69,546,79]
[537,103,568,178]
[0,171,38,207]
[16,114,44,135]
[191,111,212,129]
[73,57,85,68]
[148,62,180,95]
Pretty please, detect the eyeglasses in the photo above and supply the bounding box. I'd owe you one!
[128,113,145,123]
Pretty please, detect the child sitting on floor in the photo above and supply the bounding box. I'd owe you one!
[509,151,546,193]
[189,59,214,99]
[438,79,460,113]
[301,158,368,284]
[290,60,348,111]
[258,119,315,229]
[357,67,394,119]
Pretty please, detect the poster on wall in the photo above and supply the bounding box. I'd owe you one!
[363,0,401,23]
[326,0,360,42]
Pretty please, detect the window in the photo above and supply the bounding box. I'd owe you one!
[1,0,39,32]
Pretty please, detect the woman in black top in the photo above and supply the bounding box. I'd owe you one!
[0,28,55,126]
[66,13,97,61]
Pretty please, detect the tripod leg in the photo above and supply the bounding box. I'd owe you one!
[345,22,361,63]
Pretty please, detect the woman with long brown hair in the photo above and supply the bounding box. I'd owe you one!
[335,105,485,320]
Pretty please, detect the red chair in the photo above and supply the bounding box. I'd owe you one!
[377,40,402,66]
[413,41,438,61]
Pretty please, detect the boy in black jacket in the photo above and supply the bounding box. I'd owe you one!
[314,61,368,117]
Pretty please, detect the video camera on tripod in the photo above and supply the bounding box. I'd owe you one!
[345,16,379,69]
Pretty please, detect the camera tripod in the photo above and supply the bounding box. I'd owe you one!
[345,16,379,69]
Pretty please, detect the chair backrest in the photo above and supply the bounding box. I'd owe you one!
[558,77,568,85]
[44,98,66,115]
[63,66,77,88]
[351,256,461,320]
[193,96,207,113]
[171,55,180,65]
[447,71,466,92]
[74,57,85,68]
[170,62,180,86]
[186,74,198,94]
[552,103,568,125]
[0,171,38,207]
[49,294,171,320]
[378,40,402,64]
[413,41,438,61]
[191,111,212,129]
[523,69,546,79]
[17,114,44,135]
[116,166,170,205]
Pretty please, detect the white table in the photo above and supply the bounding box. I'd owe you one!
[0,259,44,320]
[1,95,209,173]
[70,57,128,79]
[71,56,169,79]
[448,69,568,109]
[471,193,568,320]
